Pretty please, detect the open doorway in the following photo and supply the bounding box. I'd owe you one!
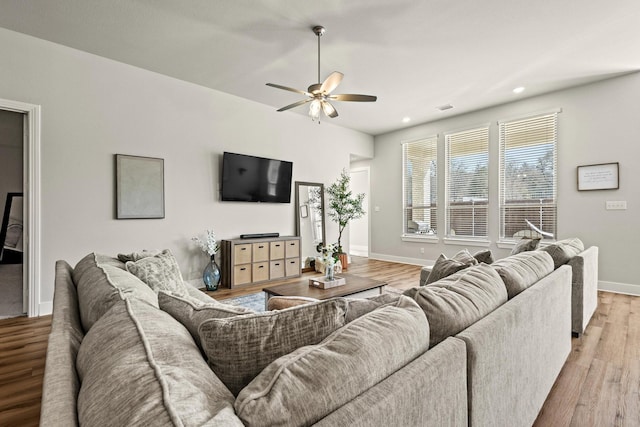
[349,167,369,258]
[0,109,26,319]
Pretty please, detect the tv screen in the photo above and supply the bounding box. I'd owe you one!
[221,152,293,203]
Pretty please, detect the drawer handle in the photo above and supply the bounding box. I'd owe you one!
[240,267,246,271]
[290,261,296,264]
[258,265,264,269]
[274,263,280,266]
[289,243,295,246]
[241,248,247,251]
[275,244,281,247]
[258,245,264,248]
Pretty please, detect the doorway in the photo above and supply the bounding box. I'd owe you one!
[349,167,370,257]
[0,109,26,318]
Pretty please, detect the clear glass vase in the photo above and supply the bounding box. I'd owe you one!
[203,256,221,291]
[325,257,335,281]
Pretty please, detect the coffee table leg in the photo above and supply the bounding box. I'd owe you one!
[265,294,271,311]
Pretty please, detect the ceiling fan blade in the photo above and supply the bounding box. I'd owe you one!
[266,83,310,96]
[277,98,312,112]
[329,94,377,102]
[321,100,338,118]
[320,72,344,94]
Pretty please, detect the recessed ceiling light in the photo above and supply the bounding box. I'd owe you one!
[402,117,411,123]
[513,87,525,94]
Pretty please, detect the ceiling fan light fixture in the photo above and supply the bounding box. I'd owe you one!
[309,99,322,121]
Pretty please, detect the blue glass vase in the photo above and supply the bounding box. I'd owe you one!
[203,256,221,291]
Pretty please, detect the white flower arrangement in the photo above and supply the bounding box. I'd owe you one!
[192,229,220,257]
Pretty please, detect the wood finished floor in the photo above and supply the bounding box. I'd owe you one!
[1,256,638,426]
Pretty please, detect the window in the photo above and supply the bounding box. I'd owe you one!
[402,136,437,236]
[445,127,489,238]
[499,112,557,240]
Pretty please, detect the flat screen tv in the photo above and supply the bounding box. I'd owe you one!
[221,152,293,203]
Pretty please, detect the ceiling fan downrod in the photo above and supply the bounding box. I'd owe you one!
[313,26,325,85]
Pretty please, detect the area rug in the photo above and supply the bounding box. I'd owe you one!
[219,292,266,312]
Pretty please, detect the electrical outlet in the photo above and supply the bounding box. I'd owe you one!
[606,201,627,210]
[420,248,425,254]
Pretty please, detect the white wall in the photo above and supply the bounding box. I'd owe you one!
[349,167,369,256]
[0,28,373,310]
[372,72,640,290]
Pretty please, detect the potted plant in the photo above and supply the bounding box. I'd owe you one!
[326,169,365,270]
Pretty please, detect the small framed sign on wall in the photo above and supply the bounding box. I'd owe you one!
[115,154,165,219]
[577,162,619,191]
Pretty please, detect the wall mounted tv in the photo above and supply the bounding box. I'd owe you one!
[221,152,293,203]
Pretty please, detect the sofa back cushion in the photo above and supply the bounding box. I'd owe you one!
[235,296,429,426]
[491,250,555,299]
[76,298,243,427]
[539,237,585,269]
[510,236,541,255]
[199,298,348,396]
[404,263,507,348]
[158,291,253,350]
[73,253,158,332]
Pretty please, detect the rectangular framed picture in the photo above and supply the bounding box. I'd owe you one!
[115,154,165,219]
[300,204,309,218]
[577,162,619,191]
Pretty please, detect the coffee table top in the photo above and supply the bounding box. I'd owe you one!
[263,273,387,300]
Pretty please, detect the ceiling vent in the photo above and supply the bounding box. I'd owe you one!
[436,104,454,111]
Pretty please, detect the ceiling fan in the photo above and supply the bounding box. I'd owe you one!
[266,25,377,122]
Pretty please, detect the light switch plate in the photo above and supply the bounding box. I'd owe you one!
[606,201,627,210]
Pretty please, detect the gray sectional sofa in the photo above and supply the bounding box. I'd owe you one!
[41,247,576,426]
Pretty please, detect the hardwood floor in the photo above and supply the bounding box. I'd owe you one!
[1,256,638,426]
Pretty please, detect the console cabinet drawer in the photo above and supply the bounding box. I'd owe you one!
[234,244,252,265]
[221,236,301,289]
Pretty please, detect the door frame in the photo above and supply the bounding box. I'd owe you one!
[0,98,41,317]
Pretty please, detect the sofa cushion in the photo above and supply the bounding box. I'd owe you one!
[425,249,478,285]
[404,263,507,348]
[491,250,555,299]
[235,296,429,426]
[158,291,253,350]
[199,298,348,396]
[539,237,585,269]
[125,249,189,296]
[73,253,158,332]
[510,236,541,255]
[76,298,243,427]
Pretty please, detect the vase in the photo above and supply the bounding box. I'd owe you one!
[338,253,348,271]
[325,257,335,281]
[203,256,221,291]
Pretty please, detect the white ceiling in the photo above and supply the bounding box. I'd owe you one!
[1,0,639,135]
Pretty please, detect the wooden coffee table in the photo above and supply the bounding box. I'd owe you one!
[262,273,387,309]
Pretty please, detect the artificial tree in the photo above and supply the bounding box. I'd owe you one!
[326,169,365,268]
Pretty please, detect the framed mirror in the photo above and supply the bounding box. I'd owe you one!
[295,181,326,272]
[0,192,24,264]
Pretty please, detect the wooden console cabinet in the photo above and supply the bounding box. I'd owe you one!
[221,236,301,289]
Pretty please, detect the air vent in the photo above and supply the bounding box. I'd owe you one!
[436,104,454,111]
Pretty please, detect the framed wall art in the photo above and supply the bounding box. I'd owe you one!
[577,162,619,191]
[115,154,165,219]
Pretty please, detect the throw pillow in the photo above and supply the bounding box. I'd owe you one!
[491,250,555,298]
[344,292,401,323]
[234,296,429,426]
[266,296,319,311]
[125,249,188,296]
[510,237,541,255]
[473,249,494,264]
[117,249,162,263]
[425,249,478,285]
[198,298,348,396]
[538,237,585,269]
[404,263,507,348]
[158,291,253,350]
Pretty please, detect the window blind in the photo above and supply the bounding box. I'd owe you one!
[402,136,437,235]
[445,127,489,238]
[499,113,557,240]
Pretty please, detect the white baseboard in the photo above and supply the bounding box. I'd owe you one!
[598,280,640,296]
[350,245,369,257]
[369,252,434,267]
[38,301,53,316]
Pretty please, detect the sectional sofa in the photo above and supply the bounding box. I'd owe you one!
[40,246,578,426]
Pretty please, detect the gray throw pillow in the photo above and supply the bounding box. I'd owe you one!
[158,291,253,350]
[538,237,585,269]
[510,237,541,255]
[117,249,162,262]
[473,249,494,264]
[425,249,478,285]
[344,292,401,323]
[199,298,348,396]
[125,249,188,296]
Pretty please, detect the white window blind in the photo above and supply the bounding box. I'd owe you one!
[499,113,557,240]
[445,127,489,238]
[402,136,437,235]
